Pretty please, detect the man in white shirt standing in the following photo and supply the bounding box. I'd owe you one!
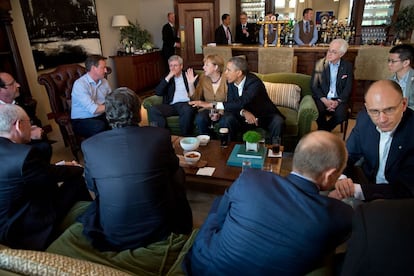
[388,44,414,110]
[330,80,414,201]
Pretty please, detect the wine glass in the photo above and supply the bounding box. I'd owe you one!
[209,108,219,129]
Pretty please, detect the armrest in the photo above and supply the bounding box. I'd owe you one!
[297,95,319,138]
[142,95,163,110]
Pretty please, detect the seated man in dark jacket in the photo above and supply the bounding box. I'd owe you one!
[0,104,90,250]
[186,131,353,275]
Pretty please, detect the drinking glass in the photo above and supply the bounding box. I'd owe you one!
[271,136,281,154]
[209,108,219,129]
[242,159,252,171]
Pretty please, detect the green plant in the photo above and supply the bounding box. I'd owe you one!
[393,5,414,34]
[242,130,262,143]
[120,21,152,49]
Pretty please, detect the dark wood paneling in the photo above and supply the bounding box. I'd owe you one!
[110,51,165,94]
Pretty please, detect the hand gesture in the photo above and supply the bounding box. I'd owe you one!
[30,126,44,140]
[185,68,198,84]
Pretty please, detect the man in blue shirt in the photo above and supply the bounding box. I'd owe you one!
[294,8,318,46]
[71,55,111,138]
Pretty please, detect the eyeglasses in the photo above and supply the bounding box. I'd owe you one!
[387,59,402,64]
[4,80,16,87]
[367,99,403,117]
[327,49,341,55]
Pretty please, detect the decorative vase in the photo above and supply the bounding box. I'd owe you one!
[246,141,259,152]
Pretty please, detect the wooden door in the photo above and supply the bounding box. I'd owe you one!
[177,2,217,69]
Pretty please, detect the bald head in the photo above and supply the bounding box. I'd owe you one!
[364,80,407,132]
[293,131,347,189]
[0,104,31,144]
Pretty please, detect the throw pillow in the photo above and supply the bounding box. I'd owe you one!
[263,82,301,110]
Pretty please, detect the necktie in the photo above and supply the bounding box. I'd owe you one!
[305,21,310,33]
[226,28,229,39]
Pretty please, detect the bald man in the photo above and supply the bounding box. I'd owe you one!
[187,130,353,275]
[332,80,414,201]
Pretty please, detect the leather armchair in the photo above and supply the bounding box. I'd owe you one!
[38,63,111,160]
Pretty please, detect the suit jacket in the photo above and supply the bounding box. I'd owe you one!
[311,58,353,104]
[0,137,83,250]
[80,126,192,251]
[389,68,414,110]
[224,73,283,119]
[189,171,353,275]
[155,71,191,104]
[161,22,179,59]
[341,199,414,275]
[235,23,256,44]
[215,24,231,45]
[345,108,414,200]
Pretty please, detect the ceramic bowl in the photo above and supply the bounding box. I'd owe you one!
[180,137,200,151]
[184,151,201,164]
[196,135,210,146]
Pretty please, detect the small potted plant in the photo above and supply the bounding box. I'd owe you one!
[243,130,262,152]
[393,4,414,42]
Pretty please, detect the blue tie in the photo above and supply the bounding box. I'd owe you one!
[305,21,309,33]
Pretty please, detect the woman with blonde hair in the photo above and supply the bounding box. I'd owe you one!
[188,54,227,135]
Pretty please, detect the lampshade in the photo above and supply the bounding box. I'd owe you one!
[112,15,129,27]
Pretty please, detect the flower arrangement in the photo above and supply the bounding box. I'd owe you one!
[120,21,152,49]
[393,5,414,40]
[243,130,262,143]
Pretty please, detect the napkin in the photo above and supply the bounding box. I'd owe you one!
[196,167,215,176]
[268,149,282,157]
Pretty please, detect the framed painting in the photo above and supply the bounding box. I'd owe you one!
[19,0,102,71]
[315,11,334,25]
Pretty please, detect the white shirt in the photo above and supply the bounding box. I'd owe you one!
[375,128,394,184]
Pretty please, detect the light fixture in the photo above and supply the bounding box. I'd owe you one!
[112,15,129,28]
[299,0,305,3]
[334,0,339,2]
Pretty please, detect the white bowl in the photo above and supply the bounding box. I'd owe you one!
[184,151,201,164]
[180,137,200,151]
[197,135,210,146]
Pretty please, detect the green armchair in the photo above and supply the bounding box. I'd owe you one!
[142,72,318,151]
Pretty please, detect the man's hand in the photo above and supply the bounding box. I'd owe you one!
[243,110,258,126]
[334,177,355,198]
[30,126,44,140]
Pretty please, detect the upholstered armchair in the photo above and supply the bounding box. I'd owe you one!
[38,64,112,160]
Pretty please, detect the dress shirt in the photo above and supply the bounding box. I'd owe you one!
[224,25,232,44]
[234,76,247,97]
[71,73,111,119]
[171,74,190,104]
[327,61,340,99]
[376,128,393,184]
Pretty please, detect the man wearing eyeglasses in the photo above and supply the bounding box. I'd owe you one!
[330,80,414,201]
[0,72,52,162]
[311,38,353,132]
[388,44,414,110]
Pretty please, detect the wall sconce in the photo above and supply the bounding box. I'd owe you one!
[111,15,129,28]
[333,0,339,2]
[299,0,305,3]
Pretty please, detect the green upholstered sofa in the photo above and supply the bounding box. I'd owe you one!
[142,72,318,151]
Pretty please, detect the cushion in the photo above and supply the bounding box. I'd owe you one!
[263,82,301,110]
[46,222,198,275]
[0,247,127,275]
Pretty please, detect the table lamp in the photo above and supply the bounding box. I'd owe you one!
[112,15,129,28]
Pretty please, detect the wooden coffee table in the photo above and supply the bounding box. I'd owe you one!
[172,136,283,194]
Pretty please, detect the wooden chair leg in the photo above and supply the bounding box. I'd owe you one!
[342,119,349,140]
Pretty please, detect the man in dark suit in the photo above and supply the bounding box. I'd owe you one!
[330,80,414,201]
[148,55,197,136]
[311,38,353,131]
[0,104,90,250]
[218,56,284,141]
[79,87,192,251]
[186,131,353,275]
[235,12,256,44]
[341,199,414,275]
[161,12,180,71]
[0,72,52,162]
[215,14,232,45]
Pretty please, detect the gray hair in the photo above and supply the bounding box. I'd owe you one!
[168,55,183,65]
[292,131,347,180]
[331,38,348,54]
[105,87,142,128]
[228,56,248,75]
[0,104,26,134]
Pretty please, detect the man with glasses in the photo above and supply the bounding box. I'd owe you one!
[0,72,52,162]
[235,11,256,44]
[388,44,414,110]
[311,38,353,132]
[330,80,414,201]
